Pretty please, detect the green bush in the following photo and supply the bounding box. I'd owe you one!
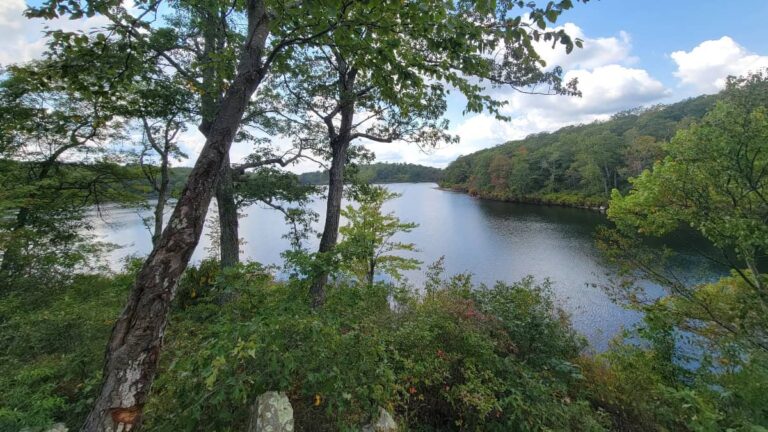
[0,272,133,431]
[143,264,605,431]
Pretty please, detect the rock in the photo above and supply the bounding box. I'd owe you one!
[362,407,397,432]
[20,423,69,432]
[248,391,294,432]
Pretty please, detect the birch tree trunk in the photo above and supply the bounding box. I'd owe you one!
[81,3,271,429]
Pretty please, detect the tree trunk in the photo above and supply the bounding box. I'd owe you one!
[310,140,348,307]
[216,153,240,268]
[151,156,170,246]
[367,260,375,286]
[309,59,358,308]
[0,208,28,276]
[81,3,270,429]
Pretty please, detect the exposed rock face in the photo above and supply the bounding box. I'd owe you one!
[248,391,294,432]
[362,408,397,432]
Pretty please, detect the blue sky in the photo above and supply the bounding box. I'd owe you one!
[564,0,768,93]
[2,0,767,170]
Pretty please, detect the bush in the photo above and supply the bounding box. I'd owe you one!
[143,264,605,431]
[0,260,607,431]
[0,272,133,431]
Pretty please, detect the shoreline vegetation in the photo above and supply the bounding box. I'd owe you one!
[299,162,443,185]
[439,93,719,211]
[437,184,608,212]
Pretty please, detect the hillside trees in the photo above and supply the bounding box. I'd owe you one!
[298,162,443,184]
[592,72,768,430]
[441,93,720,205]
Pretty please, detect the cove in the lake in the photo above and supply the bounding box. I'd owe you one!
[90,182,724,351]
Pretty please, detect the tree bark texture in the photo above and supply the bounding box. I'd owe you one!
[310,140,348,307]
[216,153,240,268]
[81,2,271,430]
[309,62,358,307]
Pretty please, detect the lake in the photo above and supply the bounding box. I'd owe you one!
[89,182,723,351]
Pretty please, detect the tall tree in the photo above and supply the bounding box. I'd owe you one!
[28,1,343,429]
[267,0,585,306]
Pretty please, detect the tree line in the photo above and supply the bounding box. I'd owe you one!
[441,92,717,207]
[298,162,443,185]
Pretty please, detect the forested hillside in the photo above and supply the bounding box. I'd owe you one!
[299,162,442,185]
[441,94,718,207]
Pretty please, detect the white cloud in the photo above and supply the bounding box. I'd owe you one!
[670,36,768,93]
[508,65,669,118]
[363,25,672,168]
[535,23,636,70]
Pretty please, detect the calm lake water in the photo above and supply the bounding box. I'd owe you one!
[89,182,723,351]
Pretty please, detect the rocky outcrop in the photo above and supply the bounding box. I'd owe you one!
[248,391,294,432]
[362,408,398,432]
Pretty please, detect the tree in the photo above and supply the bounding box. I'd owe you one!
[337,185,420,286]
[592,72,768,430]
[27,1,344,428]
[489,154,512,193]
[267,41,455,306]
[609,72,768,298]
[0,63,139,283]
[128,78,190,245]
[287,0,585,306]
[217,139,319,267]
[571,130,623,196]
[619,134,663,179]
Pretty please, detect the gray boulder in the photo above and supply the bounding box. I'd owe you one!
[362,407,397,432]
[248,391,294,432]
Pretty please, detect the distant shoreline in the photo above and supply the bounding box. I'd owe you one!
[436,185,608,213]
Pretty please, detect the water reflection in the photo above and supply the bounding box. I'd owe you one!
[88,183,725,351]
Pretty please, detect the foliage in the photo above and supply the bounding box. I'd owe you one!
[299,163,443,185]
[441,94,718,206]
[235,167,319,251]
[590,71,768,431]
[0,64,144,283]
[1,260,607,431]
[337,185,421,285]
[143,263,603,431]
[0,266,137,430]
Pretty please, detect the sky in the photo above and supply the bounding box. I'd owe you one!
[2,0,768,171]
